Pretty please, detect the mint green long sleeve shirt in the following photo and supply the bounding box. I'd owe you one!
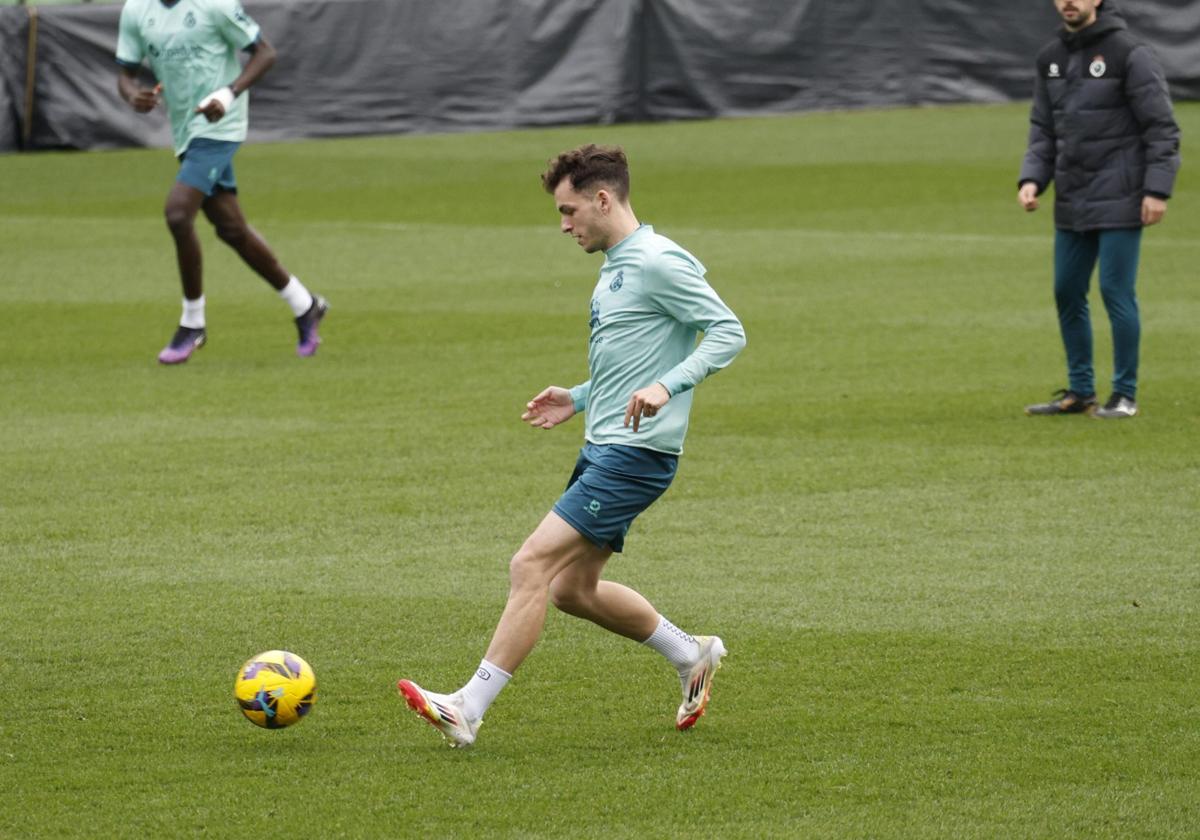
[568,225,746,456]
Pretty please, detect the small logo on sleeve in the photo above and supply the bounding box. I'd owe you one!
[1048,62,1060,78]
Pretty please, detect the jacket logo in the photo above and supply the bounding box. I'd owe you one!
[1089,56,1106,78]
[1048,62,1060,78]
[609,270,624,293]
[184,11,196,28]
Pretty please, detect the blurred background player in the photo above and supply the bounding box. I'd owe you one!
[1018,0,1180,418]
[397,144,746,747]
[116,0,327,364]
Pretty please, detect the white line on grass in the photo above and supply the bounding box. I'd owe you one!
[250,220,1200,250]
[7,215,1200,250]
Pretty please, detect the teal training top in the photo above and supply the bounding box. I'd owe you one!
[568,224,746,456]
[116,0,261,156]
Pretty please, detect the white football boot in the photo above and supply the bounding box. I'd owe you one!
[397,679,479,747]
[1093,393,1139,419]
[676,635,727,730]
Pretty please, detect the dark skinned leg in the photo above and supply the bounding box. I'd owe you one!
[164,182,208,300]
[202,190,290,291]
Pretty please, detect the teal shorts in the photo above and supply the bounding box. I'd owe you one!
[552,443,678,553]
[177,138,240,196]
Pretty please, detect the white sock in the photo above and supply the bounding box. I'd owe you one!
[458,659,511,723]
[180,295,205,329]
[642,615,700,670]
[279,276,314,317]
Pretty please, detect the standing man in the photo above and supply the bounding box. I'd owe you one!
[116,0,327,364]
[397,145,746,747]
[1019,0,1179,418]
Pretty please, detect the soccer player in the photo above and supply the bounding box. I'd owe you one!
[397,144,746,747]
[116,0,327,364]
[1018,0,1180,418]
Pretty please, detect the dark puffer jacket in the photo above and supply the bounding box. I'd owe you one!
[1019,13,1181,231]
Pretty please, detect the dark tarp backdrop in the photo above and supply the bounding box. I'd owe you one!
[0,0,1196,152]
[0,6,27,151]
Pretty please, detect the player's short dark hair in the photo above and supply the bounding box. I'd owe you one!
[541,144,630,201]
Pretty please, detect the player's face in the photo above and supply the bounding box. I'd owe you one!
[553,179,612,254]
[1054,0,1100,30]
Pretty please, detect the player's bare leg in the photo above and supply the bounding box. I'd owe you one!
[164,181,207,300]
[158,182,208,363]
[398,512,600,746]
[548,553,657,640]
[548,539,725,729]
[202,190,328,356]
[398,513,724,744]
[484,511,611,673]
[202,190,289,290]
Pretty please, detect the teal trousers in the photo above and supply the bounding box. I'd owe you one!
[1053,227,1143,399]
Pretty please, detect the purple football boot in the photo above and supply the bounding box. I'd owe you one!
[157,326,207,365]
[295,295,328,357]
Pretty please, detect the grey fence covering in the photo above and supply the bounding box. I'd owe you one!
[1,5,26,150]
[1,0,1197,153]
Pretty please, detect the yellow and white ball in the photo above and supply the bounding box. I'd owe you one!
[234,650,317,729]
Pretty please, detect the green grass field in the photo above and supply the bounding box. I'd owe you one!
[1,103,1198,838]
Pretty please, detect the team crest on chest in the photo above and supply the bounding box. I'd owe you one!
[609,270,624,293]
[1089,56,1106,78]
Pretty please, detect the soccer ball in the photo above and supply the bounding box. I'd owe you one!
[234,650,317,729]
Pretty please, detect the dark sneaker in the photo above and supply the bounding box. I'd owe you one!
[1094,393,1138,419]
[1024,389,1097,416]
[295,295,328,357]
[157,325,207,365]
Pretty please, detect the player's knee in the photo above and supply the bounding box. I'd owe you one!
[163,204,195,235]
[548,577,584,614]
[214,221,247,248]
[508,547,551,591]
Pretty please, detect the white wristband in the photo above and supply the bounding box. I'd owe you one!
[198,86,235,111]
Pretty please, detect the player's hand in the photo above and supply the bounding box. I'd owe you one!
[624,383,670,433]
[130,83,162,113]
[1018,182,1040,212]
[195,86,234,123]
[1141,195,1167,226]
[522,386,576,430]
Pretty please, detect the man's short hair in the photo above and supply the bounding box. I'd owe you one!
[541,144,630,200]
